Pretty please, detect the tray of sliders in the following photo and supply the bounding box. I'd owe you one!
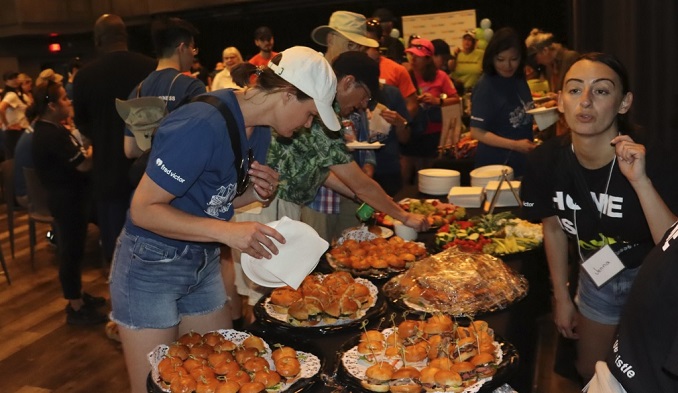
[324,227,428,280]
[147,329,322,393]
[253,271,387,335]
[336,315,518,393]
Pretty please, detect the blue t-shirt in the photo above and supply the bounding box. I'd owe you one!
[374,84,410,177]
[124,69,206,137]
[470,74,534,176]
[124,89,270,248]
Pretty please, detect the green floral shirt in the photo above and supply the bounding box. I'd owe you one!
[267,116,353,205]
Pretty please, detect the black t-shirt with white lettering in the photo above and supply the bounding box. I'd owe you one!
[605,223,678,392]
[520,135,678,267]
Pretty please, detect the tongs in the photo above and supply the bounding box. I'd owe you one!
[483,169,521,214]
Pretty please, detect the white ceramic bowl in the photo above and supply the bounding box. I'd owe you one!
[393,220,418,241]
[470,165,514,188]
[418,168,461,195]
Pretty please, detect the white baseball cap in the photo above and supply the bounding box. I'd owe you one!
[268,46,340,131]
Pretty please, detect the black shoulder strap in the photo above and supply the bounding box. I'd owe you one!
[190,94,244,184]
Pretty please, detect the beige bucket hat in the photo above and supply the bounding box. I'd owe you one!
[311,11,379,48]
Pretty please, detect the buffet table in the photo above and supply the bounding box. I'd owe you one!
[146,187,551,393]
[243,188,551,393]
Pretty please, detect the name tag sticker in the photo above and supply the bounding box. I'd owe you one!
[582,245,625,288]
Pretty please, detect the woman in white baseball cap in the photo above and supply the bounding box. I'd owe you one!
[109,46,337,393]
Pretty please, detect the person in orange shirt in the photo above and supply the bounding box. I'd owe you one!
[248,26,278,67]
[365,18,418,119]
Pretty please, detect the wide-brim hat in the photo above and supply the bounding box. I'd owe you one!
[269,46,340,131]
[115,96,168,151]
[311,11,379,48]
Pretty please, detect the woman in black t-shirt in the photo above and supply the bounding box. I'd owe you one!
[31,80,106,326]
[521,53,678,382]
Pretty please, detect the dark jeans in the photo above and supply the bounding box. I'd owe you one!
[4,129,25,159]
[48,188,91,300]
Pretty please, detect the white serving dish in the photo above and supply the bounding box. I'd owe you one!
[448,186,485,208]
[526,106,559,130]
[484,180,522,207]
[470,165,514,188]
[418,168,461,195]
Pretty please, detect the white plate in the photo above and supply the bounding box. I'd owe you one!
[263,276,379,326]
[379,226,394,238]
[346,141,384,150]
[526,106,558,114]
[340,225,393,240]
[241,253,285,287]
[149,329,322,392]
[341,327,503,393]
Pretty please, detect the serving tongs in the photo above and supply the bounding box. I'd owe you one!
[483,169,521,214]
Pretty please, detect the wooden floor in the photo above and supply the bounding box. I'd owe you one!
[0,204,581,393]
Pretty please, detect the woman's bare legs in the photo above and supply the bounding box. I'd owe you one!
[575,312,618,382]
[118,307,231,393]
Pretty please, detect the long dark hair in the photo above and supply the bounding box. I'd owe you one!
[564,52,636,135]
[482,27,526,79]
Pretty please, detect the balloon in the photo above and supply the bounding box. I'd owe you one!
[390,28,400,39]
[476,39,488,50]
[480,18,492,29]
[475,28,484,39]
[483,28,494,41]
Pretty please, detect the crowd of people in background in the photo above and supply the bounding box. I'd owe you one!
[1,7,676,393]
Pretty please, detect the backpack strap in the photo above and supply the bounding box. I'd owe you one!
[136,71,183,99]
[191,95,245,187]
[166,72,183,97]
[135,81,143,98]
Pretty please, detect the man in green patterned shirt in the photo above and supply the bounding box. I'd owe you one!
[233,51,428,310]
[265,51,428,232]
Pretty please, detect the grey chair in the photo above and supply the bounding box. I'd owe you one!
[22,167,56,268]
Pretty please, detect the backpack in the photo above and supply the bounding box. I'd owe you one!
[119,90,243,187]
[117,73,199,186]
[115,73,185,152]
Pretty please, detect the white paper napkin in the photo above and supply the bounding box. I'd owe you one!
[368,103,391,138]
[242,216,328,289]
[448,186,485,208]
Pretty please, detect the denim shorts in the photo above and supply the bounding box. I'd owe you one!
[575,265,639,325]
[109,229,228,329]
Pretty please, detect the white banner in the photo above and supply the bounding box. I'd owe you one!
[402,9,477,52]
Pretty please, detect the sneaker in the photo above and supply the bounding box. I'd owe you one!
[82,292,107,308]
[46,230,58,248]
[66,304,108,325]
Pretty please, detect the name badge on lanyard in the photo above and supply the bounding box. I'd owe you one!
[581,244,625,288]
